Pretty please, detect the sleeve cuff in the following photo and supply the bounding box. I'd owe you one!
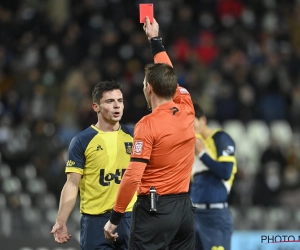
[109,209,124,225]
[149,36,165,58]
[198,150,207,159]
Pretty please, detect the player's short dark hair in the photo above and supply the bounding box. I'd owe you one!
[144,63,177,99]
[92,80,122,103]
[193,103,205,119]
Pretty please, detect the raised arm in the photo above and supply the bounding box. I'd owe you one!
[143,17,172,67]
[143,16,193,110]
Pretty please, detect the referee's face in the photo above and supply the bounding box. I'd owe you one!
[98,89,124,124]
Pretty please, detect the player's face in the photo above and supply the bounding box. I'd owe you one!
[98,89,124,124]
[194,116,206,134]
[143,77,151,109]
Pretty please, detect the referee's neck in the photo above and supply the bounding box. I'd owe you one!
[150,96,172,111]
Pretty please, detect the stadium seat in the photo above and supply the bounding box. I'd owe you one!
[65,203,81,232]
[269,120,293,149]
[244,206,266,230]
[246,120,270,151]
[16,164,37,183]
[45,207,57,224]
[53,248,77,250]
[223,120,247,145]
[0,163,12,181]
[21,211,52,236]
[290,208,300,230]
[19,193,32,208]
[207,119,222,130]
[21,207,42,233]
[73,230,81,246]
[0,193,7,209]
[222,120,262,172]
[235,134,259,163]
[265,207,292,230]
[6,193,32,210]
[70,207,81,225]
[35,192,57,209]
[0,208,12,237]
[1,176,22,195]
[294,208,300,221]
[229,206,242,229]
[25,177,47,196]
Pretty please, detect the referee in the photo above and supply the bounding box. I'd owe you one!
[104,17,196,250]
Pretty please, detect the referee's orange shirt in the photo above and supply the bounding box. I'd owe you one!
[113,52,195,213]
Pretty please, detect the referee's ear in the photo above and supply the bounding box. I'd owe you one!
[147,82,151,90]
[146,82,153,95]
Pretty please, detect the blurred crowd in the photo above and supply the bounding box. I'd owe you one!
[1,0,300,223]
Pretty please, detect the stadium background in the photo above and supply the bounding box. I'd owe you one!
[0,0,300,249]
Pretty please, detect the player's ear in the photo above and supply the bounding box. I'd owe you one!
[92,103,100,113]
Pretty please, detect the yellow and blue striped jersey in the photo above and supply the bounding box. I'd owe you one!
[190,129,237,203]
[65,124,137,215]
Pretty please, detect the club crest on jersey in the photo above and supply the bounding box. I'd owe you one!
[133,140,143,155]
[124,142,133,154]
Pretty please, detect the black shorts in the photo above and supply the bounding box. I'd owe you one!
[129,193,195,250]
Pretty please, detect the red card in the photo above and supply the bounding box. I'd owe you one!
[139,4,153,23]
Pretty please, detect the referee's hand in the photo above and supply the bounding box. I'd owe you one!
[143,16,159,40]
[104,220,119,242]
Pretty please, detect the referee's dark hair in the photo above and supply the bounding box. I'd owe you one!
[144,63,177,99]
[193,103,205,119]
